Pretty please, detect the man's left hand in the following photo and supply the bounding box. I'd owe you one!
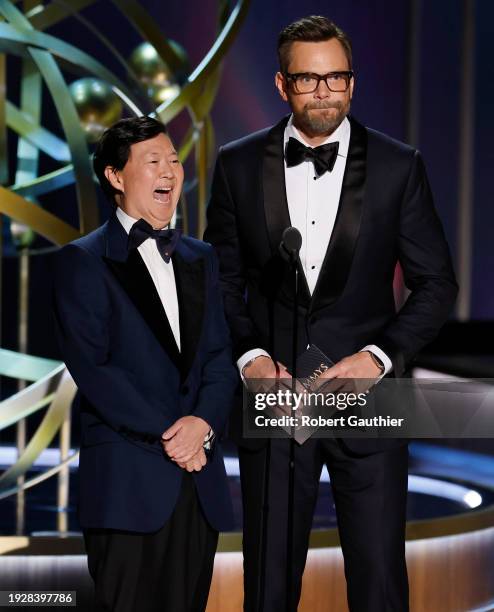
[161,416,211,463]
[311,351,382,394]
[176,448,208,472]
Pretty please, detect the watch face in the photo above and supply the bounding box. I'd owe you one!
[368,351,384,370]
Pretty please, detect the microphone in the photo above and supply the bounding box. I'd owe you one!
[279,227,302,263]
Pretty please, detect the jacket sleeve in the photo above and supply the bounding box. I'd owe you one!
[193,247,239,435]
[374,150,458,374]
[204,148,264,361]
[52,243,174,439]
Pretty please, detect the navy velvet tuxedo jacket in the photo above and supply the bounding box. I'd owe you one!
[52,214,238,532]
[204,115,458,455]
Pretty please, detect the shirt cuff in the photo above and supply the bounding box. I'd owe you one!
[237,348,271,382]
[360,345,393,376]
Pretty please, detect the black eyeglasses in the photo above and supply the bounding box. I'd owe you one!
[284,71,354,94]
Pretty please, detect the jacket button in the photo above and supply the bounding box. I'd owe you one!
[181,385,189,396]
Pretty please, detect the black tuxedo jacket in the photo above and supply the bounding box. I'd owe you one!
[204,115,458,454]
[52,214,238,532]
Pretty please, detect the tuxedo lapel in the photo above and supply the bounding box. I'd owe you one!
[310,116,368,312]
[172,242,205,380]
[103,214,181,370]
[263,115,291,255]
[262,115,311,307]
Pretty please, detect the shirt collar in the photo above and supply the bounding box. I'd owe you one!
[116,206,136,235]
[116,207,169,234]
[284,114,351,158]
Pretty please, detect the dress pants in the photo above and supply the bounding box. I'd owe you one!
[84,473,218,612]
[239,438,409,612]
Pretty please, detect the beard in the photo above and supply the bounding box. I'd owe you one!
[294,100,350,137]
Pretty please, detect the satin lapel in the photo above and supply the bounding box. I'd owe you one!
[104,212,129,263]
[262,115,311,306]
[310,117,368,313]
[103,214,181,368]
[172,242,205,380]
[263,115,291,254]
[103,250,182,368]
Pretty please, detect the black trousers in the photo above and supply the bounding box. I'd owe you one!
[84,473,218,612]
[239,438,409,612]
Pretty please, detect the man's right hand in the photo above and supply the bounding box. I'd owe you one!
[243,356,292,394]
[243,356,291,380]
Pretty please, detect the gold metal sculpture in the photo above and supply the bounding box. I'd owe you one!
[0,0,249,241]
[69,78,124,143]
[0,350,78,493]
[0,0,250,531]
[129,41,186,105]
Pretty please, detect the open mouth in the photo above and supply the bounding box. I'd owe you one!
[153,187,172,203]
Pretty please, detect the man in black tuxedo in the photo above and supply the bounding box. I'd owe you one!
[53,116,237,611]
[204,15,458,612]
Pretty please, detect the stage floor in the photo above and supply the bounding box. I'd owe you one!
[0,442,493,536]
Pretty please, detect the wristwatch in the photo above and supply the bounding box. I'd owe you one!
[203,428,215,453]
[366,351,385,374]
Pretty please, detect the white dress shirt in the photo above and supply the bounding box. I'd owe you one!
[117,208,216,443]
[285,114,350,294]
[237,115,392,377]
[116,207,181,351]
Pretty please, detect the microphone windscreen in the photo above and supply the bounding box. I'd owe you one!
[282,227,302,253]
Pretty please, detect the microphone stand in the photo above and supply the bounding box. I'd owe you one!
[256,310,275,612]
[286,247,298,612]
[257,432,271,612]
[257,227,301,612]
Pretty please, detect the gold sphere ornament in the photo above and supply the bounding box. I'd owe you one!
[128,41,188,105]
[68,78,123,143]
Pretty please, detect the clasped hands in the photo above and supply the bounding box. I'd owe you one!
[161,416,211,473]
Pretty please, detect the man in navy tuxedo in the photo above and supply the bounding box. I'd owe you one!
[52,116,237,612]
[204,15,458,612]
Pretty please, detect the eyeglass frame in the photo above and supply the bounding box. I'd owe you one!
[283,70,354,94]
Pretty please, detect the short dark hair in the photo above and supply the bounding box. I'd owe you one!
[277,15,352,74]
[93,116,168,203]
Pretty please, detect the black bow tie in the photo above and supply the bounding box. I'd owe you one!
[127,218,181,263]
[285,137,339,177]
